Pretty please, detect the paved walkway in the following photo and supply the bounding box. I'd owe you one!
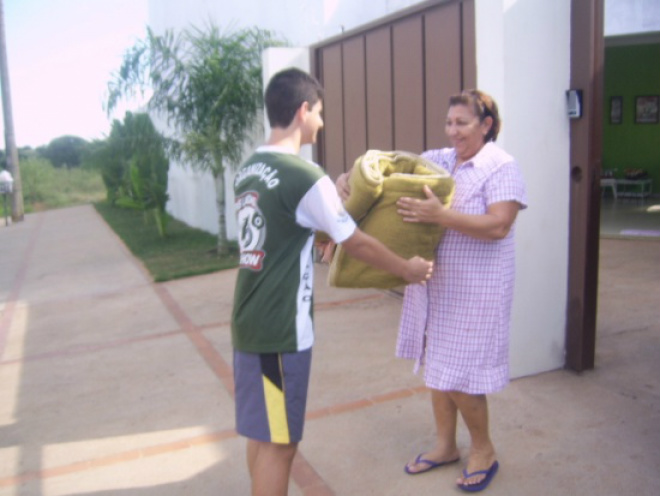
[1,205,659,495]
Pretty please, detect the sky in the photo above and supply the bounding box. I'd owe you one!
[1,0,149,148]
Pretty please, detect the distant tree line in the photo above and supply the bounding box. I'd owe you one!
[1,113,170,236]
[1,135,90,169]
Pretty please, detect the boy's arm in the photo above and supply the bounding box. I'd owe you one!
[299,174,431,284]
[340,228,433,285]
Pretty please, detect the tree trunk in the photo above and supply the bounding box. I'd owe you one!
[0,0,24,222]
[213,171,229,256]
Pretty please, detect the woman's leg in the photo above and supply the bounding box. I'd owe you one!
[449,391,497,486]
[405,389,461,472]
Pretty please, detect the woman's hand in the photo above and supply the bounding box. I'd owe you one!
[397,185,445,224]
[400,185,521,240]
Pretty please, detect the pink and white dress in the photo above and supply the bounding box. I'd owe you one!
[396,142,528,394]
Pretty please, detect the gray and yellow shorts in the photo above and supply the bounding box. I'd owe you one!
[233,348,312,444]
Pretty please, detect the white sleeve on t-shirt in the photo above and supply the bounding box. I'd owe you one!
[295,175,356,243]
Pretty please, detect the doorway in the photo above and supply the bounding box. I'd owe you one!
[600,34,660,239]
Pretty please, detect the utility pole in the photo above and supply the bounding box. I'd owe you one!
[0,0,24,222]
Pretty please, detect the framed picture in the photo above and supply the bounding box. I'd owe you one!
[609,96,622,124]
[635,95,659,124]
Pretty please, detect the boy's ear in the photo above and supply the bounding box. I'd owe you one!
[296,101,310,121]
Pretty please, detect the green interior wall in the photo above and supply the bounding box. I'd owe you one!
[603,43,660,194]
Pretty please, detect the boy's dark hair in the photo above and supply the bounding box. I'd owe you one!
[265,68,324,128]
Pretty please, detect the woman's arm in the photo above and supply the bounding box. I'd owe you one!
[397,185,521,241]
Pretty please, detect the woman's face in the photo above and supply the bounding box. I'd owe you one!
[444,104,492,162]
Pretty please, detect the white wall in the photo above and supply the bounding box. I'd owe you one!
[166,165,220,234]
[605,0,660,36]
[475,0,572,377]
[149,0,427,45]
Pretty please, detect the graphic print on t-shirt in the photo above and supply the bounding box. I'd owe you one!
[236,191,266,270]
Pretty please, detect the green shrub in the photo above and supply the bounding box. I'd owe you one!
[88,113,170,236]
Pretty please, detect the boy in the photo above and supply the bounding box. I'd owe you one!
[231,68,433,496]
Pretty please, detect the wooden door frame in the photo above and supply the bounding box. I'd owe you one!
[566,0,605,372]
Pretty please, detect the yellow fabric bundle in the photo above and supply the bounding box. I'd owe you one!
[328,150,454,289]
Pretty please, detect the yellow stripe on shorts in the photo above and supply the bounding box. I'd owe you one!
[262,374,290,444]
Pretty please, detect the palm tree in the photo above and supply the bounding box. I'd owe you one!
[107,24,285,255]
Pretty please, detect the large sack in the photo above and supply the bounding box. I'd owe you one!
[328,150,454,288]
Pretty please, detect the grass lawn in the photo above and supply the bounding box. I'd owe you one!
[94,202,238,282]
[19,159,107,212]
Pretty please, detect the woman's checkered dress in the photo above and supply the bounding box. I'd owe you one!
[396,142,528,394]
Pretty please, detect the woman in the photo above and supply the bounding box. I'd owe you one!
[395,89,527,492]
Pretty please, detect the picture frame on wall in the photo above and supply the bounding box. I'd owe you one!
[610,96,622,124]
[634,95,659,124]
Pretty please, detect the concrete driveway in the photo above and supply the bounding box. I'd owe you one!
[1,205,658,495]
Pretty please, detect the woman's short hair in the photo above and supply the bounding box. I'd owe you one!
[265,68,324,128]
[448,89,501,142]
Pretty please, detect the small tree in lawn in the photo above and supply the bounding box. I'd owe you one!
[106,24,284,255]
[92,112,170,236]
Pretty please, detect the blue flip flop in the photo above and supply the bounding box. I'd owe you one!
[457,460,499,492]
[404,454,460,475]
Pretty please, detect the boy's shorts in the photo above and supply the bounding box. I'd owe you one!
[233,348,312,444]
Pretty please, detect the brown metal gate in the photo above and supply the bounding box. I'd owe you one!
[311,0,476,179]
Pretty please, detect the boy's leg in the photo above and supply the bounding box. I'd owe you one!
[235,350,312,494]
[248,439,298,496]
[247,437,258,479]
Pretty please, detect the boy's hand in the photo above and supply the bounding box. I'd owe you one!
[403,256,434,284]
[315,240,336,263]
[336,172,351,201]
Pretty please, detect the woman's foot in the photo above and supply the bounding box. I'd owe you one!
[404,449,460,475]
[456,450,497,488]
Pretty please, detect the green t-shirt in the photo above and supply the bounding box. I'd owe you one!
[231,147,354,353]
